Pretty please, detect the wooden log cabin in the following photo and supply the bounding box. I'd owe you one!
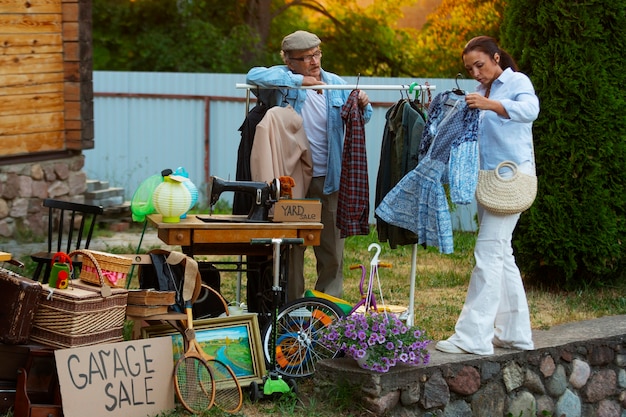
[0,0,93,238]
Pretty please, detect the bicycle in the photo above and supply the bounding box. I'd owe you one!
[261,242,393,378]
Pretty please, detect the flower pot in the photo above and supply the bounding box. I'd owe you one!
[355,351,369,369]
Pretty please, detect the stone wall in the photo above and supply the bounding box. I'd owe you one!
[315,315,626,417]
[0,155,87,238]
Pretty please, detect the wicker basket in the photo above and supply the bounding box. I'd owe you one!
[30,258,128,349]
[70,249,132,288]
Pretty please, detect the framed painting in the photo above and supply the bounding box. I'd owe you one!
[142,313,266,384]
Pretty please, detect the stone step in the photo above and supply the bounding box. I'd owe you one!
[86,179,110,192]
[84,195,124,208]
[84,187,124,200]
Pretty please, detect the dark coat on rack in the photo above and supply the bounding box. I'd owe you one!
[375,99,426,248]
[233,102,270,215]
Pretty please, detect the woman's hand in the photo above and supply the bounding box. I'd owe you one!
[465,93,489,110]
[465,92,510,118]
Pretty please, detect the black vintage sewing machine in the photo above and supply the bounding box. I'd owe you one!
[204,176,280,222]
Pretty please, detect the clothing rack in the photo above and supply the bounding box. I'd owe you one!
[235,83,437,90]
[237,83,436,116]
[236,82,439,327]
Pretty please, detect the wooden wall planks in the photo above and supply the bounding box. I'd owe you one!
[0,0,93,158]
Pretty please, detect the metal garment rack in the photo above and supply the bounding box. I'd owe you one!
[236,83,437,115]
[235,82,438,326]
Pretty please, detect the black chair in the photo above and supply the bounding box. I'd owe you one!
[30,199,104,284]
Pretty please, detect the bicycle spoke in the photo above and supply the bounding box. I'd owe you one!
[264,298,344,378]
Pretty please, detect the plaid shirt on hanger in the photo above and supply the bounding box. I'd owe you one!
[337,90,370,238]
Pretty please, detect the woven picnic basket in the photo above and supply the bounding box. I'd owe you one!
[30,252,128,349]
[72,249,133,288]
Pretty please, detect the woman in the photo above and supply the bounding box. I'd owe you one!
[436,36,540,355]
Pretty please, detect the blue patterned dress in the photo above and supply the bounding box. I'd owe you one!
[375,91,480,253]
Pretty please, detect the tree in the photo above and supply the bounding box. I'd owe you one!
[301,0,421,77]
[501,0,626,287]
[232,0,425,77]
[92,0,504,76]
[411,0,506,77]
[93,0,262,72]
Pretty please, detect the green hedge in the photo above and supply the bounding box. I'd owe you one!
[502,0,626,287]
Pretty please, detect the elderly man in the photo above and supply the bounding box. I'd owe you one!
[246,30,373,301]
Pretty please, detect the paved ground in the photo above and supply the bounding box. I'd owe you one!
[1,226,177,261]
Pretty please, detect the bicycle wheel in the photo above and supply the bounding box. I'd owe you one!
[262,297,345,378]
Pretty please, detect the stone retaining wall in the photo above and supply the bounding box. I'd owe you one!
[0,155,87,238]
[315,315,626,417]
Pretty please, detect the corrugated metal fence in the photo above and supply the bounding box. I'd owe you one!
[88,72,477,231]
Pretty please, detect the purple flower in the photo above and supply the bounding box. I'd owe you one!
[319,311,431,373]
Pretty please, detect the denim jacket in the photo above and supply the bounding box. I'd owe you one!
[246,65,373,194]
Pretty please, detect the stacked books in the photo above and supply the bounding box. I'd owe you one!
[126,289,176,317]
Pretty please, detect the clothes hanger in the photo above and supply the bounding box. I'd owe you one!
[452,73,466,95]
[424,81,432,107]
[408,82,421,101]
[408,83,423,111]
[398,85,410,101]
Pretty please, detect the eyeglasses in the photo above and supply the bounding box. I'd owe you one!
[289,51,322,63]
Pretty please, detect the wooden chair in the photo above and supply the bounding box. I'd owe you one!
[14,347,62,417]
[30,199,104,284]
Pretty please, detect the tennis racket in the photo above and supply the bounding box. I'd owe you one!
[205,351,243,413]
[173,302,215,413]
[190,335,243,413]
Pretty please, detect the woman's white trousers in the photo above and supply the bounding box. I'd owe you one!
[447,205,534,355]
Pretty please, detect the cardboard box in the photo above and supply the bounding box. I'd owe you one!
[273,199,322,222]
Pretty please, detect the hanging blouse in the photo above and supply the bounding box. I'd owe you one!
[375,91,479,253]
[250,105,313,199]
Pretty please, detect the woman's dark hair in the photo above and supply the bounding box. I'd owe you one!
[462,36,518,72]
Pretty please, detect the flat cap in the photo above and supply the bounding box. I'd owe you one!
[281,30,321,52]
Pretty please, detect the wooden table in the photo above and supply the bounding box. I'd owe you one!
[147,214,323,256]
[146,213,323,315]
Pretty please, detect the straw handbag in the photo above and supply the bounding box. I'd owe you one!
[70,249,132,288]
[475,161,537,215]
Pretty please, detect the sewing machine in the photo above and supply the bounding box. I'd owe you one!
[206,176,280,222]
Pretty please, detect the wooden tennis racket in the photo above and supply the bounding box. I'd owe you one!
[173,302,215,413]
[206,356,243,413]
[191,333,243,413]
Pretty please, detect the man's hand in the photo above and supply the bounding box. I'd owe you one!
[302,76,325,86]
[358,90,370,108]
